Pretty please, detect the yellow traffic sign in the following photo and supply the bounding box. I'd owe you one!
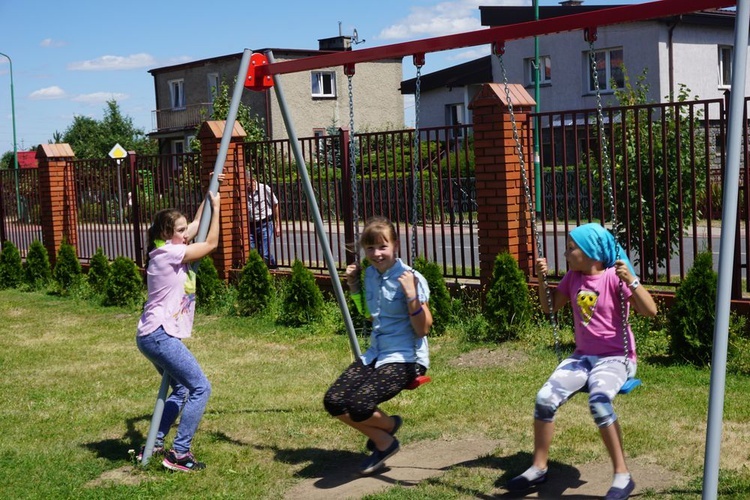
[108,143,128,159]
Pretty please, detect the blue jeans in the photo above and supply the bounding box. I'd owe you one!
[250,220,276,267]
[136,326,211,454]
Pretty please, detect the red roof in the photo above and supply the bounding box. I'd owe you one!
[17,151,37,169]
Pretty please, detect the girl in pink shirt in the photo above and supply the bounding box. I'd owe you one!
[136,183,221,472]
[507,223,657,500]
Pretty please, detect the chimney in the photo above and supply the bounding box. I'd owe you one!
[318,36,352,51]
[559,0,584,5]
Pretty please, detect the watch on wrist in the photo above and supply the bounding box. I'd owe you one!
[628,278,640,291]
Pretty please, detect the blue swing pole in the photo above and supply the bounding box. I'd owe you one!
[265,50,361,359]
[140,48,253,466]
[702,1,749,497]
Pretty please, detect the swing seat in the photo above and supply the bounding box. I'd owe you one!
[581,378,641,395]
[405,375,431,390]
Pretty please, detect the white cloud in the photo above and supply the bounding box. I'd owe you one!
[72,92,129,105]
[446,46,491,62]
[378,0,529,40]
[68,53,156,71]
[29,86,67,100]
[40,38,66,48]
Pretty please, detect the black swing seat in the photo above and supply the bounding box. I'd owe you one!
[405,375,431,390]
[581,377,641,395]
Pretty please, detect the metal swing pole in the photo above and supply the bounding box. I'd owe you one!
[265,50,361,358]
[702,1,750,497]
[140,49,253,466]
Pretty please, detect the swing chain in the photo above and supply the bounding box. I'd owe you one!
[498,50,561,362]
[347,74,360,258]
[411,63,423,266]
[589,41,631,367]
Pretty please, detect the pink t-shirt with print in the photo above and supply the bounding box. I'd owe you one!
[557,267,636,361]
[137,242,196,339]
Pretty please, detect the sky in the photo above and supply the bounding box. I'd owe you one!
[0,0,642,156]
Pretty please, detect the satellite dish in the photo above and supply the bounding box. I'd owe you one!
[352,28,366,45]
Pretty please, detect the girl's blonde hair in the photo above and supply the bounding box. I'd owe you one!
[360,216,398,247]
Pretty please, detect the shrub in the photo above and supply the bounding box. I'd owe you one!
[87,247,110,294]
[413,257,451,336]
[279,259,323,327]
[236,249,273,316]
[482,251,532,342]
[53,241,82,294]
[24,240,52,290]
[668,251,717,365]
[195,256,226,314]
[103,256,144,308]
[0,240,23,289]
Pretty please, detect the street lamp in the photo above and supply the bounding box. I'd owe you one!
[0,51,21,219]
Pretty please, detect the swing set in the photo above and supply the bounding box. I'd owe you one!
[141,3,747,497]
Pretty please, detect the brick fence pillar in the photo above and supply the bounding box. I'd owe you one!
[198,120,248,281]
[468,83,536,290]
[37,143,77,267]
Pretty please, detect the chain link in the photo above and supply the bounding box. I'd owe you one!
[347,75,359,260]
[498,50,561,362]
[588,42,630,368]
[411,65,422,266]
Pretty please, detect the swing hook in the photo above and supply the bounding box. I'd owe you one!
[491,41,506,57]
[584,27,598,43]
[344,63,356,78]
[413,53,425,69]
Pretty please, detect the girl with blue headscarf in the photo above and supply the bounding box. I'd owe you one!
[506,223,657,500]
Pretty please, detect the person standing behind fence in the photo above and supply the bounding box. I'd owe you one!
[323,216,432,475]
[247,170,280,268]
[135,175,223,472]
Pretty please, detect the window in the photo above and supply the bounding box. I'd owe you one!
[586,48,624,93]
[171,140,185,171]
[446,104,465,139]
[311,71,336,97]
[719,46,732,87]
[526,55,552,85]
[207,73,220,101]
[169,79,185,109]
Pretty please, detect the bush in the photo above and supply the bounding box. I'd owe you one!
[195,256,226,314]
[668,251,717,365]
[24,240,52,290]
[87,247,110,294]
[53,241,82,294]
[279,259,323,327]
[236,249,273,316]
[103,256,144,308]
[482,251,532,342]
[0,240,23,289]
[413,257,452,336]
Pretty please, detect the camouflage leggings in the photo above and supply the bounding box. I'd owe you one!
[534,354,635,427]
[323,360,425,422]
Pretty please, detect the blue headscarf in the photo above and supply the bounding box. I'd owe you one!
[569,223,635,275]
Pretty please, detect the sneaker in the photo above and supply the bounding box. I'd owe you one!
[136,443,165,462]
[605,478,635,500]
[162,449,206,472]
[366,415,403,451]
[506,469,548,492]
[359,438,400,475]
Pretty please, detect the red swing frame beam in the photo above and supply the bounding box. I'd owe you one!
[247,0,734,87]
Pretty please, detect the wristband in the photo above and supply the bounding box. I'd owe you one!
[410,306,424,317]
[628,278,640,291]
[407,296,418,303]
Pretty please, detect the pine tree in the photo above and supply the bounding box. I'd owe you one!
[279,260,323,326]
[0,240,23,289]
[24,240,52,290]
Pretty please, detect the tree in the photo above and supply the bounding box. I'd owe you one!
[61,99,157,158]
[190,79,266,151]
[592,67,706,280]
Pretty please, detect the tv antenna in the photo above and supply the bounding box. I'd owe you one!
[352,28,366,45]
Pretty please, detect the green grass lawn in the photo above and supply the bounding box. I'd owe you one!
[2,289,750,499]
